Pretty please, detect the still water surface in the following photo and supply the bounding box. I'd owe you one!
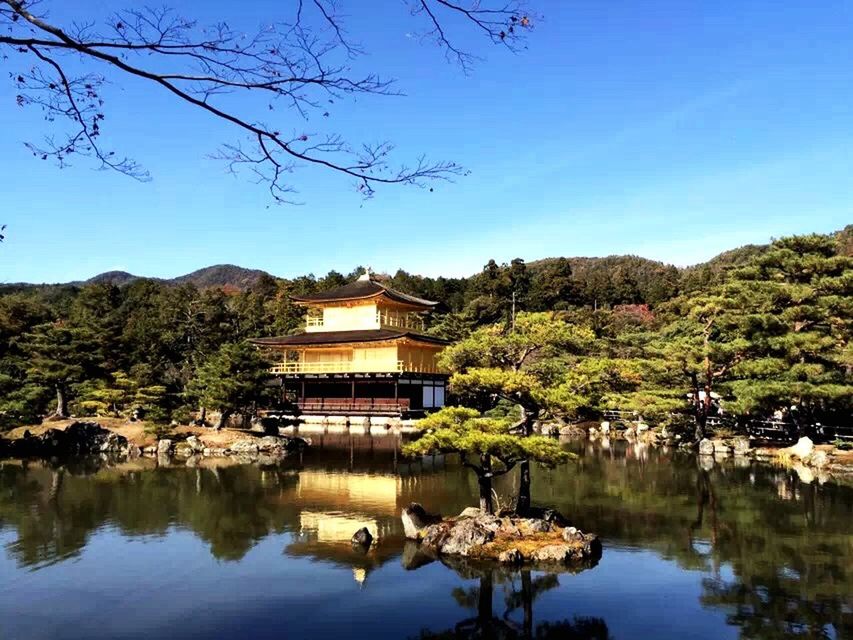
[1,435,851,639]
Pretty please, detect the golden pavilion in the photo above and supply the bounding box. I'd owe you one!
[252,272,449,416]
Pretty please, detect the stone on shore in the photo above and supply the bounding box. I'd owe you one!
[789,437,815,460]
[402,502,443,540]
[157,439,173,455]
[807,449,830,469]
[698,438,715,456]
[498,548,524,565]
[185,435,205,453]
[714,441,732,456]
[229,439,259,456]
[732,437,751,456]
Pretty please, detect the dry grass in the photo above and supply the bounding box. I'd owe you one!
[475,529,571,559]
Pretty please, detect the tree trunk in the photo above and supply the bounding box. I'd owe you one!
[521,569,533,638]
[197,405,207,426]
[214,410,230,431]
[478,572,494,624]
[516,408,536,514]
[517,461,532,515]
[54,386,68,419]
[694,412,706,443]
[690,373,705,442]
[478,454,494,514]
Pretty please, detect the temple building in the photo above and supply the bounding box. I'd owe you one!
[252,272,449,417]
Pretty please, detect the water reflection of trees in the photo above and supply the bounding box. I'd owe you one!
[1,438,852,639]
[536,442,853,639]
[409,557,611,640]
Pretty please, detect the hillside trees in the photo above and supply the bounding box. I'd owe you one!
[609,232,852,439]
[20,322,104,419]
[186,342,271,429]
[722,234,852,428]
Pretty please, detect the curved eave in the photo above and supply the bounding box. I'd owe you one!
[250,330,449,348]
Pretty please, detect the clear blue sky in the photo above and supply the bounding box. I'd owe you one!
[2,0,851,283]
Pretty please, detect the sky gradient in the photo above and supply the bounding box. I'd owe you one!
[1,0,851,283]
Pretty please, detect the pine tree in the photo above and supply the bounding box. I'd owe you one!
[20,322,103,419]
[186,342,270,429]
[722,234,852,428]
[441,312,593,512]
[403,407,571,514]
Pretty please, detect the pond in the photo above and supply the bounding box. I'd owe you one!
[1,434,851,639]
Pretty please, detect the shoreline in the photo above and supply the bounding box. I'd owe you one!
[3,417,853,483]
[566,422,853,484]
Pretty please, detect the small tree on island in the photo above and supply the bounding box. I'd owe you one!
[441,312,593,513]
[403,407,572,515]
[186,342,270,430]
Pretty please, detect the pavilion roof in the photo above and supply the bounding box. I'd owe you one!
[250,329,449,347]
[290,277,438,309]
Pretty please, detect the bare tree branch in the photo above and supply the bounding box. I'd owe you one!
[1,0,532,202]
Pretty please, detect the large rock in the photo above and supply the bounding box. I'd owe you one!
[229,439,259,456]
[807,449,830,469]
[185,435,205,453]
[713,441,732,456]
[698,438,715,456]
[519,518,552,534]
[498,548,524,565]
[351,527,373,548]
[257,435,287,452]
[402,503,442,539]
[157,439,174,455]
[558,424,585,437]
[7,422,129,458]
[789,437,814,460]
[732,437,751,457]
[561,527,603,558]
[439,517,495,556]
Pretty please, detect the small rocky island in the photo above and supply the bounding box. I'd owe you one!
[402,503,602,567]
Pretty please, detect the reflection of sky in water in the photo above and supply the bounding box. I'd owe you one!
[2,527,739,640]
[0,439,851,640]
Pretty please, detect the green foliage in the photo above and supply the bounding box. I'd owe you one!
[186,342,270,420]
[404,407,572,472]
[0,227,848,432]
[442,312,598,421]
[605,231,853,432]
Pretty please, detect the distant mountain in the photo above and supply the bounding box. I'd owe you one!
[7,226,848,295]
[169,264,272,289]
[86,271,141,286]
[3,264,275,292]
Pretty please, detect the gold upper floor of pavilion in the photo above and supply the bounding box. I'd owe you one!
[251,272,449,375]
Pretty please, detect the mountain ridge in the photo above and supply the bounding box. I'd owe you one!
[5,225,849,291]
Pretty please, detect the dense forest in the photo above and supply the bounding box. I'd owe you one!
[1,226,850,433]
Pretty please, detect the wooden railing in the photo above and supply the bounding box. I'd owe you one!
[269,360,441,374]
[270,360,405,374]
[297,398,411,414]
[376,311,424,331]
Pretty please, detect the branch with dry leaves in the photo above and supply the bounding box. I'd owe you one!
[1,0,532,203]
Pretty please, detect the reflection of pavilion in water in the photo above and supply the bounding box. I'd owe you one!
[280,438,460,585]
